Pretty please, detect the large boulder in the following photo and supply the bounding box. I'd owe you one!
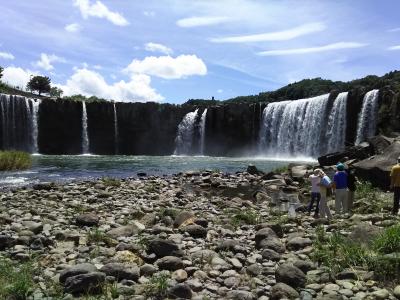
[100,263,139,281]
[64,272,105,295]
[59,263,98,284]
[354,141,400,189]
[270,283,299,300]
[148,238,180,258]
[275,263,306,288]
[318,142,372,166]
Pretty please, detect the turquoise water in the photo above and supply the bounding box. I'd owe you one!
[0,155,315,188]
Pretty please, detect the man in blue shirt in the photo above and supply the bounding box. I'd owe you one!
[333,163,348,215]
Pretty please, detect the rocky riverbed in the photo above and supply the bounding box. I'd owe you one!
[0,166,399,299]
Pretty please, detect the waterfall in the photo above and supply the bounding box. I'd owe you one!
[174,109,199,155]
[31,99,41,153]
[355,89,379,145]
[326,92,348,153]
[258,94,330,157]
[199,109,207,155]
[0,94,37,152]
[81,101,90,154]
[113,103,119,154]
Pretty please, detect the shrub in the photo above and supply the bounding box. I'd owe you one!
[0,259,36,300]
[101,177,121,187]
[373,224,400,254]
[0,151,31,171]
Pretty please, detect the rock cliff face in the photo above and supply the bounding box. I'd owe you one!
[1,88,399,156]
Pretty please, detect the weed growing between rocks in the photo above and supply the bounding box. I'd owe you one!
[313,225,400,282]
[87,227,112,246]
[230,208,261,227]
[143,273,170,299]
[101,177,121,187]
[0,258,36,300]
[353,181,392,213]
[0,150,32,171]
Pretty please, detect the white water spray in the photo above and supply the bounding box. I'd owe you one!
[113,103,119,154]
[355,89,379,145]
[174,109,199,155]
[82,102,89,154]
[326,92,348,152]
[199,109,207,155]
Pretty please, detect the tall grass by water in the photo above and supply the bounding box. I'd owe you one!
[0,151,31,171]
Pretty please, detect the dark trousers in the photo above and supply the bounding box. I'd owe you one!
[393,187,400,215]
[308,192,321,215]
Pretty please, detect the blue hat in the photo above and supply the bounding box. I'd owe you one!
[336,163,345,171]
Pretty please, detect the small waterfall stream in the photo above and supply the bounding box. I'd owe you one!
[113,103,119,154]
[326,92,348,153]
[355,89,379,145]
[81,101,90,154]
[31,99,41,153]
[174,109,199,155]
[199,108,207,155]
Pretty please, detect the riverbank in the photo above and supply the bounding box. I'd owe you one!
[0,167,398,299]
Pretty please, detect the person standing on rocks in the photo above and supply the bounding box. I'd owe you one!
[390,157,400,215]
[305,169,321,217]
[333,163,348,215]
[317,170,333,220]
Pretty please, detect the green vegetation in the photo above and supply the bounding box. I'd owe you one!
[26,75,51,96]
[49,86,63,97]
[0,151,31,171]
[224,208,261,227]
[87,227,112,245]
[63,94,109,103]
[0,258,36,300]
[0,66,3,79]
[313,225,400,282]
[353,181,391,213]
[143,273,170,299]
[272,164,289,174]
[101,177,121,187]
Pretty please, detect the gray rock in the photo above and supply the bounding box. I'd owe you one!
[107,224,142,238]
[275,263,306,288]
[0,235,15,250]
[270,283,299,300]
[173,211,195,228]
[21,221,43,234]
[258,237,286,253]
[168,283,193,299]
[181,224,207,238]
[76,213,99,227]
[293,260,315,273]
[261,249,281,261]
[64,272,105,295]
[287,237,312,250]
[100,263,139,281]
[226,290,255,300]
[255,227,277,246]
[59,263,98,284]
[394,285,400,299]
[246,264,261,276]
[140,264,158,277]
[148,238,180,258]
[156,256,184,271]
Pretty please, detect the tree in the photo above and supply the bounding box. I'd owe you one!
[26,76,51,95]
[0,66,3,80]
[49,86,63,98]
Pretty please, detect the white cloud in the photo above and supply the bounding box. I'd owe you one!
[217,89,223,93]
[124,55,207,79]
[211,22,325,43]
[65,23,81,33]
[143,11,155,17]
[257,42,368,56]
[388,28,400,32]
[58,68,163,102]
[388,45,400,50]
[73,0,129,26]
[0,51,15,60]
[2,67,39,89]
[144,42,173,55]
[177,16,230,28]
[93,64,102,69]
[34,53,66,71]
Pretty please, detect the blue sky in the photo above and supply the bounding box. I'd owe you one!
[0,0,400,103]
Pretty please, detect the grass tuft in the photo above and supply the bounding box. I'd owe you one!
[101,177,121,187]
[143,273,170,298]
[0,151,31,171]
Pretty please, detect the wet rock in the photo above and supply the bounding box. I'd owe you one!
[64,272,105,295]
[156,256,184,271]
[33,182,54,191]
[270,282,300,300]
[76,213,99,227]
[100,263,139,281]
[275,263,306,288]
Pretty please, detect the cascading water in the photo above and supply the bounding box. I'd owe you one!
[355,89,379,145]
[81,101,90,154]
[0,94,38,152]
[31,99,41,153]
[258,94,330,157]
[113,103,119,154]
[199,108,207,155]
[325,92,348,153]
[174,109,199,155]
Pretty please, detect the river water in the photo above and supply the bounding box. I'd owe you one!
[0,155,315,188]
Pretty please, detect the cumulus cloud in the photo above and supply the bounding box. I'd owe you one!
[34,53,66,71]
[65,23,81,33]
[388,45,400,50]
[257,42,368,56]
[73,0,129,26]
[2,67,39,89]
[210,22,325,43]
[0,51,15,60]
[58,68,163,102]
[177,16,230,28]
[144,42,173,55]
[124,55,207,79]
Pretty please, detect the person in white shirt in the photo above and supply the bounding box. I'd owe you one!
[306,169,322,217]
[318,170,333,220]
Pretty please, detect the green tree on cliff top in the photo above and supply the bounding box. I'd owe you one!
[26,75,51,96]
[0,66,3,80]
